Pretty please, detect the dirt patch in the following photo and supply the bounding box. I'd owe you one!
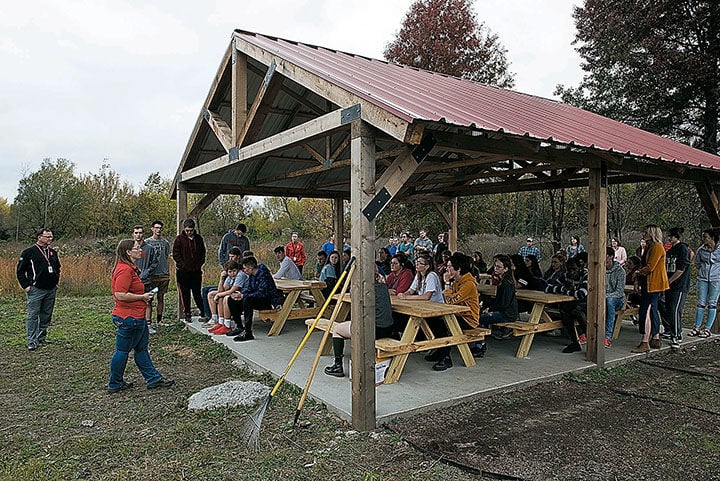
[391,340,720,481]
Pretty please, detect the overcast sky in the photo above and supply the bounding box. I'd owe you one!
[0,0,584,203]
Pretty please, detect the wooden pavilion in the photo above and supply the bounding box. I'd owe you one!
[172,30,720,431]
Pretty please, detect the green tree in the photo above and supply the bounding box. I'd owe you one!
[130,172,176,233]
[82,161,135,237]
[555,0,719,154]
[14,158,86,238]
[0,197,12,240]
[384,0,515,87]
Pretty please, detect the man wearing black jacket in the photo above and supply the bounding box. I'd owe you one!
[17,228,61,351]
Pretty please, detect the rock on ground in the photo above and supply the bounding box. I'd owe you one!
[188,380,270,411]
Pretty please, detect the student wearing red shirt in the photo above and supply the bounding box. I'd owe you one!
[108,239,174,393]
[285,232,307,275]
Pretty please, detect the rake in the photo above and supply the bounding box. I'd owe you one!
[293,261,356,426]
[240,256,356,451]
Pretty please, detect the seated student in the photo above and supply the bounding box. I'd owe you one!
[545,257,588,353]
[510,253,546,313]
[524,254,543,278]
[385,253,414,295]
[319,250,341,299]
[272,245,301,280]
[397,255,444,303]
[436,250,451,287]
[324,271,394,377]
[376,247,392,276]
[201,246,242,321]
[206,261,245,335]
[544,253,566,283]
[472,251,488,280]
[625,255,642,307]
[426,252,481,371]
[479,254,519,339]
[314,250,327,280]
[341,248,351,266]
[229,256,282,342]
[604,247,627,348]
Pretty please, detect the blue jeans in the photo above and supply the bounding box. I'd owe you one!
[201,285,218,318]
[605,296,625,340]
[479,311,511,327]
[639,290,661,337]
[108,315,163,390]
[694,280,720,330]
[25,286,57,346]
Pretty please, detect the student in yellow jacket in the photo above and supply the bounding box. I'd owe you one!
[632,225,670,353]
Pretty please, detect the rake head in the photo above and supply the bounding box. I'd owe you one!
[240,394,271,452]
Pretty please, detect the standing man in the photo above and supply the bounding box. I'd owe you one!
[518,237,542,262]
[132,225,158,333]
[273,245,301,280]
[321,233,335,257]
[413,228,434,254]
[17,228,61,351]
[145,220,172,329]
[285,232,307,276]
[173,219,206,324]
[218,223,250,266]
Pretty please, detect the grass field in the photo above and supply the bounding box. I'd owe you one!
[0,293,474,481]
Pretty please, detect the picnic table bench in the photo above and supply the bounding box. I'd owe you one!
[257,278,326,336]
[306,294,490,384]
[478,284,575,358]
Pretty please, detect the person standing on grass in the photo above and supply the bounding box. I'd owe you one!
[173,219,206,324]
[132,225,159,334]
[518,237,542,262]
[17,228,61,351]
[108,239,174,393]
[285,231,307,276]
[144,220,172,328]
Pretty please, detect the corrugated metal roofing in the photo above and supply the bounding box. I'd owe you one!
[234,29,720,170]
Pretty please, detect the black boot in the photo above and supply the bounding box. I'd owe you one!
[470,341,487,358]
[324,356,344,377]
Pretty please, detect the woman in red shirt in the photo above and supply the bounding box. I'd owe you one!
[108,239,174,393]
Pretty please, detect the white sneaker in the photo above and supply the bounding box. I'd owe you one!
[148,326,157,334]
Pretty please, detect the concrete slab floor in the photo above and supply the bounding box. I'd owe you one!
[186,317,708,424]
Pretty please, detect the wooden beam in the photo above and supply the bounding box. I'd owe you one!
[183,182,347,199]
[587,166,608,365]
[350,120,376,431]
[203,109,233,152]
[362,134,437,222]
[180,105,360,182]
[187,192,220,219]
[231,45,248,148]
[695,181,720,227]
[237,61,284,147]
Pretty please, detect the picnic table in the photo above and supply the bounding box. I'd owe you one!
[478,284,575,358]
[257,278,326,336]
[307,294,490,384]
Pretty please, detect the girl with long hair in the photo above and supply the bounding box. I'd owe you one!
[632,225,669,353]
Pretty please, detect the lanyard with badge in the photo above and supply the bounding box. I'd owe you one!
[36,245,54,274]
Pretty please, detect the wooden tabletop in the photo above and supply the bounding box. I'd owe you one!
[274,278,326,291]
[334,293,470,317]
[478,284,575,304]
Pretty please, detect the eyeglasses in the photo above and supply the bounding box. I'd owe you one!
[41,235,53,239]
[415,262,427,266]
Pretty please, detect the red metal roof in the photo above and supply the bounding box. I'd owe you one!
[235,30,720,170]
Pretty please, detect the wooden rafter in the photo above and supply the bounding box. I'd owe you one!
[203,109,233,152]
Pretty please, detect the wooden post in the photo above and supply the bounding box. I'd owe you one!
[350,120,376,431]
[450,197,458,252]
[176,182,188,322]
[333,198,344,254]
[587,166,608,365]
[231,43,248,147]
